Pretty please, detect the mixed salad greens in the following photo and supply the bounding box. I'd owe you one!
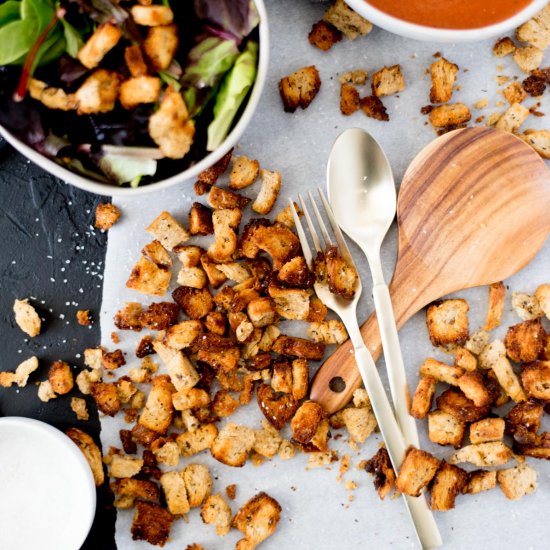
[0,0,260,187]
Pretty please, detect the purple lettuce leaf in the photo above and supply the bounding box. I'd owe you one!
[193,0,259,42]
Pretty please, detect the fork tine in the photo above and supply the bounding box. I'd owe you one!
[308,190,333,248]
[289,199,313,267]
[298,194,323,254]
[317,188,355,267]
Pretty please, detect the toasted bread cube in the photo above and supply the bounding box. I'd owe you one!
[243,221,301,269]
[177,266,207,289]
[436,388,490,422]
[172,286,213,320]
[110,455,144,478]
[428,410,465,448]
[1,356,39,388]
[13,298,41,337]
[211,423,255,467]
[75,69,120,114]
[505,319,545,363]
[503,81,527,105]
[450,441,513,467]
[323,0,372,40]
[212,389,240,417]
[275,202,302,228]
[153,341,200,391]
[139,375,174,434]
[290,401,325,444]
[233,492,282,550]
[142,240,171,269]
[492,355,527,402]
[464,469,497,494]
[454,347,477,372]
[342,406,377,444]
[512,291,543,320]
[76,369,101,395]
[371,65,405,97]
[183,463,212,507]
[216,262,251,283]
[66,428,104,486]
[140,302,179,330]
[196,336,240,372]
[204,311,227,336]
[131,5,173,26]
[208,208,242,262]
[143,24,178,71]
[364,447,395,500]
[229,155,260,189]
[160,471,189,515]
[187,203,213,236]
[201,494,232,536]
[38,380,57,402]
[177,424,218,457]
[208,186,250,210]
[324,246,358,299]
[131,501,173,547]
[535,284,550,318]
[339,82,360,115]
[277,256,314,289]
[279,66,321,112]
[175,245,203,268]
[470,418,505,444]
[256,383,298,430]
[307,320,348,345]
[164,321,202,350]
[268,285,310,321]
[395,448,440,497]
[124,44,147,77]
[505,400,543,434]
[101,349,125,370]
[516,4,550,48]
[147,211,189,251]
[478,339,506,369]
[77,23,122,69]
[520,130,550,159]
[28,79,77,111]
[484,281,505,330]
[111,478,160,507]
[498,463,538,500]
[429,103,471,128]
[360,95,389,121]
[246,298,278,328]
[114,302,143,331]
[513,45,545,73]
[426,299,469,348]
[419,357,464,385]
[308,19,343,51]
[457,371,491,407]
[253,419,282,458]
[172,388,210,411]
[521,361,550,400]
[465,329,490,355]
[120,76,161,109]
[94,202,121,231]
[291,358,309,401]
[410,376,436,419]
[493,36,516,57]
[252,169,281,215]
[126,256,171,296]
[496,103,530,133]
[339,69,368,85]
[47,361,73,395]
[272,335,325,360]
[430,462,468,511]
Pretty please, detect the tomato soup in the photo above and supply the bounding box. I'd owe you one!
[365,0,534,29]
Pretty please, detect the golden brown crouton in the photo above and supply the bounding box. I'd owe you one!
[493,36,516,57]
[233,492,282,550]
[175,245,203,268]
[497,463,538,500]
[0,356,39,388]
[521,361,550,400]
[94,202,121,231]
[478,339,506,370]
[342,406,377,445]
[485,281,505,331]
[208,208,242,262]
[208,186,250,210]
[520,129,550,159]
[323,0,372,40]
[430,462,468,512]
[456,371,491,407]
[278,256,314,289]
[145,211,189,251]
[275,202,302,228]
[188,203,213,236]
[505,318,546,363]
[247,222,301,270]
[183,463,212,508]
[143,24,178,71]
[66,428,104,486]
[272,335,325,360]
[430,57,458,103]
[160,471,189,515]
[253,420,282,458]
[120,76,161,109]
[372,65,405,97]
[131,5,173,26]
[139,375,174,434]
[504,81,527,105]
[291,358,309,401]
[211,389,240,418]
[28,79,77,111]
[114,302,143,331]
[172,388,210,411]
[111,478,160,507]
[436,388,490,422]
[516,4,550,48]
[308,19,343,51]
[153,341,200,391]
[47,361,73,395]
[91,382,121,416]
[465,329,490,355]
[126,256,171,296]
[201,494,232,536]
[455,347,477,372]
[101,349,125,370]
[410,376,436,419]
[470,418,505,444]
[420,357,464,385]
[268,284,310,321]
[229,155,260,189]
[307,320,348,345]
[13,298,41,338]
[512,291,544,320]
[77,23,122,69]
[246,297,278,328]
[124,45,148,77]
[513,46,544,72]
[76,309,92,326]
[279,66,321,113]
[450,441,513,467]
[164,320,202,350]
[360,95,389,121]
[395,448,440,497]
[290,401,325,444]
[364,447,395,500]
[495,102,530,133]
[216,262,251,284]
[110,455,144,478]
[429,103,471,128]
[196,334,240,372]
[339,69,368,85]
[131,501,173,547]
[463,469,497,494]
[505,400,543,435]
[211,423,255,467]
[491,355,527,402]
[325,246,358,299]
[172,286,213,319]
[426,299,469,348]
[177,424,218,457]
[177,265,207,289]
[256,383,298,430]
[535,283,550,317]
[428,410,465,448]
[252,169,281,215]
[340,82,360,115]
[75,69,120,115]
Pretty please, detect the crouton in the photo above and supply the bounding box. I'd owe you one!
[216,262,251,284]
[160,471,189,515]
[252,169,281,215]
[324,245,358,299]
[275,202,302,228]
[430,462,468,511]
[279,66,321,113]
[272,335,325,360]
[172,286,213,320]
[512,291,543,320]
[409,376,436,419]
[454,347,477,372]
[131,4,173,26]
[110,455,144,478]
[75,69,120,114]
[0,356,39,388]
[200,257,227,290]
[186,204,213,237]
[456,371,491,407]
[521,361,550,400]
[360,95,389,121]
[245,298,277,328]
[520,129,550,159]
[77,23,122,69]
[534,284,550,319]
[131,501,173,547]
[208,186,250,210]
[308,19,343,51]
[426,299,469,348]
[290,401,325,444]
[493,36,516,57]
[430,57,458,103]
[111,478,159,507]
[28,79,77,111]
[229,155,260,189]
[450,441,513,467]
[177,424,218,457]
[251,420,281,459]
[138,375,174,434]
[75,368,101,395]
[195,150,233,193]
[256,383,298,429]
[278,257,314,290]
[141,301,179,329]
[177,266,207,289]
[196,334,240,372]
[478,339,506,370]
[428,410,465,448]
[247,222,302,270]
[491,355,527,402]
[204,312,226,336]
[364,447,395,500]
[258,325,281,352]
[172,388,210,411]
[124,45,148,77]
[120,76,161,109]
[143,24,178,71]
[208,208,242,262]
[495,103,530,133]
[470,418,505,444]
[419,357,464,385]
[436,388,490,422]
[505,319,545,363]
[13,298,41,337]
[149,86,194,159]
[114,302,143,331]
[201,494,232,536]
[183,463,212,508]
[340,82,360,115]
[233,492,282,550]
[307,320,348,345]
[210,423,255,467]
[465,329,490,355]
[66,428,104,486]
[342,406,377,444]
[484,281,506,331]
[289,358,308,401]
[516,4,550,49]
[504,81,527,105]
[126,256,171,296]
[323,0,372,40]
[506,400,543,436]
[153,341,200,391]
[429,103,471,128]
[513,46,544,72]
[522,72,547,96]
[268,284,310,321]
[463,469,498,496]
[498,463,538,500]
[371,65,405,97]
[211,389,240,417]
[164,320,202,350]
[38,380,56,402]
[100,349,125,371]
[46,361,73,395]
[395,448,440,497]
[306,450,339,469]
[90,381,121,416]
[94,203,121,232]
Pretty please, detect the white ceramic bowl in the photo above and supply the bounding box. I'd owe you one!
[0,0,269,197]
[345,0,548,42]
[0,417,96,550]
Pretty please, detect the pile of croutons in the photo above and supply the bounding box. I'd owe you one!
[365,282,550,511]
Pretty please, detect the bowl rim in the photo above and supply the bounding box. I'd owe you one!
[0,416,96,550]
[344,0,548,42]
[0,0,269,197]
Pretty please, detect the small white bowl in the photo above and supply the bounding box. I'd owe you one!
[0,0,269,197]
[344,0,548,42]
[0,417,96,550]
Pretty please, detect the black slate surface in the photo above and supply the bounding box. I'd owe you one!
[0,138,117,550]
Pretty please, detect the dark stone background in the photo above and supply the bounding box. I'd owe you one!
[0,138,117,550]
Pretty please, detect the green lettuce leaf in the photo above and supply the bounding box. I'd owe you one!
[99,153,157,185]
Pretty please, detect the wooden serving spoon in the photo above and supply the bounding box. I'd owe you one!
[310,126,550,414]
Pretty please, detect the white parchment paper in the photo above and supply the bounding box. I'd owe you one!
[100,1,550,548]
